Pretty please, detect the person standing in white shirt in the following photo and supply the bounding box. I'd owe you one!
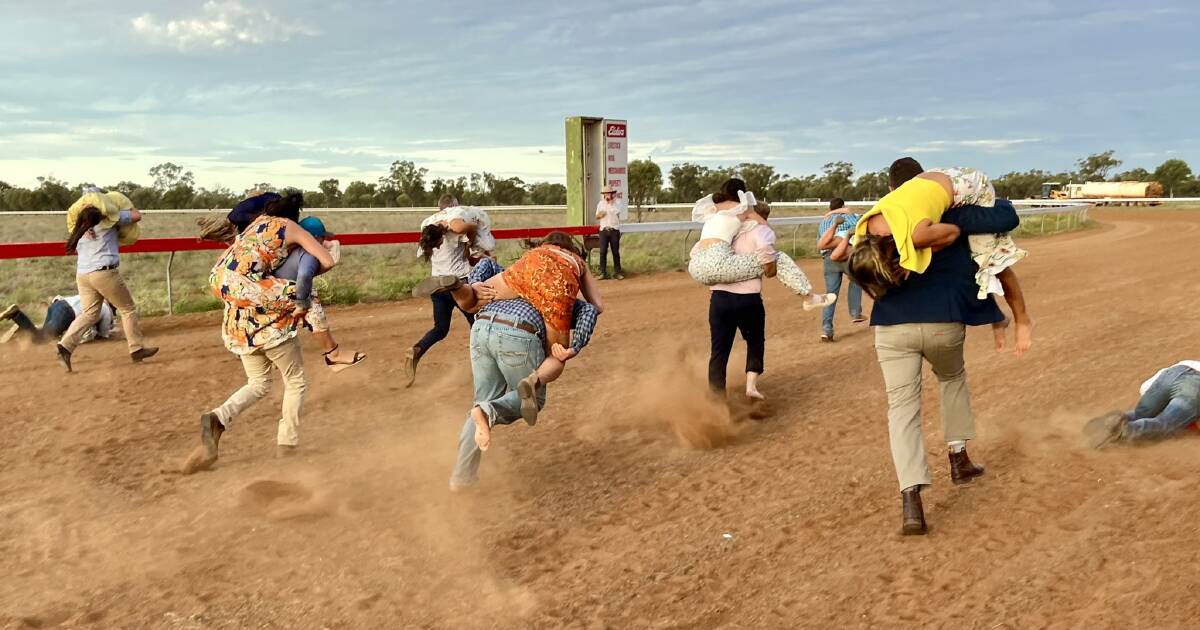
[1084,360,1200,447]
[595,185,627,279]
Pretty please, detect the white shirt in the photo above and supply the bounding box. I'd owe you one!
[420,206,494,274]
[596,198,626,230]
[1140,361,1200,395]
[59,295,114,343]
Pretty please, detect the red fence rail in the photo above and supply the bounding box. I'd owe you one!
[0,225,598,260]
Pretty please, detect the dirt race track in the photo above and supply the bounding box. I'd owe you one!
[2,209,1199,629]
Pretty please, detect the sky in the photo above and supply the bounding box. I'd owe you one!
[0,0,1197,192]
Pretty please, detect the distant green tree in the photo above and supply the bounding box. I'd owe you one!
[529,182,567,205]
[698,166,737,198]
[0,180,11,192]
[378,160,428,206]
[34,176,76,211]
[668,163,709,202]
[1153,159,1194,196]
[1113,167,1151,181]
[852,169,889,200]
[130,187,161,209]
[192,186,238,209]
[485,174,530,205]
[627,159,663,207]
[318,179,341,207]
[149,162,195,191]
[343,181,377,207]
[303,191,328,209]
[819,161,855,198]
[736,163,778,195]
[1075,150,1122,182]
[992,169,1059,199]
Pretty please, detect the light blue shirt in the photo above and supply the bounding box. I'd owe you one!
[818,212,860,255]
[76,211,132,274]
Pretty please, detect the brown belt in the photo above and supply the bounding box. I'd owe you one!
[476,312,539,335]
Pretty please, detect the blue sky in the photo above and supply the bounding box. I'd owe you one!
[0,0,1196,191]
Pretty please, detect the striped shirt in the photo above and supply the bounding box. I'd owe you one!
[468,258,599,353]
[817,212,860,255]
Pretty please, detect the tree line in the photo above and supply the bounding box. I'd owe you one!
[626,151,1200,207]
[1,151,1196,212]
[0,160,568,212]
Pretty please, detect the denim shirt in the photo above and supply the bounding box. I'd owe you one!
[76,211,132,274]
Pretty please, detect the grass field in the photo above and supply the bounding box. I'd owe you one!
[0,205,1107,318]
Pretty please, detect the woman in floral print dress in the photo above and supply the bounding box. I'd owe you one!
[184,194,336,473]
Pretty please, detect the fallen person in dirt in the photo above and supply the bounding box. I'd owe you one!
[1,296,114,346]
[1084,360,1200,448]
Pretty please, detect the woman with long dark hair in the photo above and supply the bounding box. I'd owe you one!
[56,190,157,372]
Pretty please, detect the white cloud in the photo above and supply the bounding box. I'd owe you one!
[0,103,33,114]
[903,138,1042,153]
[132,1,318,50]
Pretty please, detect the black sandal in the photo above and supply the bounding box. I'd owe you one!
[323,344,367,373]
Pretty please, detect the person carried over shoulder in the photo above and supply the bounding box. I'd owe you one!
[273,216,340,312]
[688,178,836,311]
[412,232,603,421]
[849,161,1033,355]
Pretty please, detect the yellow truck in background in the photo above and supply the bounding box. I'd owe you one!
[1040,181,1164,205]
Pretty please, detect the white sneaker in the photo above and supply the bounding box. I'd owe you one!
[801,293,838,311]
[0,324,17,344]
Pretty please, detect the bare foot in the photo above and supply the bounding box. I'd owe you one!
[1015,319,1034,356]
[746,385,765,401]
[472,406,491,451]
[992,318,1010,353]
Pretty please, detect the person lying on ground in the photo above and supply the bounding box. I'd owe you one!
[412,231,604,365]
[1084,360,1200,448]
[1,296,113,346]
[687,178,836,311]
[271,215,365,372]
[849,164,1033,355]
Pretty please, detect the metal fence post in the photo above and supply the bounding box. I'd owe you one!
[166,251,176,315]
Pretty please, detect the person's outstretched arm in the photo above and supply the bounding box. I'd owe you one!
[911,220,962,251]
[579,268,604,313]
[285,222,335,272]
[943,199,1020,235]
[817,219,842,251]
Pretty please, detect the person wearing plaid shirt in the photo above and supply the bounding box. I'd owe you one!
[816,198,865,341]
[450,256,599,490]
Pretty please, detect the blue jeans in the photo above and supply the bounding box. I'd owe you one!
[1125,366,1200,440]
[450,319,547,487]
[274,251,321,302]
[10,300,76,344]
[821,255,863,337]
[417,290,475,355]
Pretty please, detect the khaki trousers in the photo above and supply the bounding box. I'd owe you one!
[60,269,145,353]
[874,323,975,491]
[212,337,307,446]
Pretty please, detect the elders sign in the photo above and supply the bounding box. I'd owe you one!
[603,119,628,202]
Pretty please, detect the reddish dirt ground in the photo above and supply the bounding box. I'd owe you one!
[2,209,1199,629]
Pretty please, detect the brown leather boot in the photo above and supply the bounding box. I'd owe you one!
[949,448,985,485]
[901,487,927,536]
